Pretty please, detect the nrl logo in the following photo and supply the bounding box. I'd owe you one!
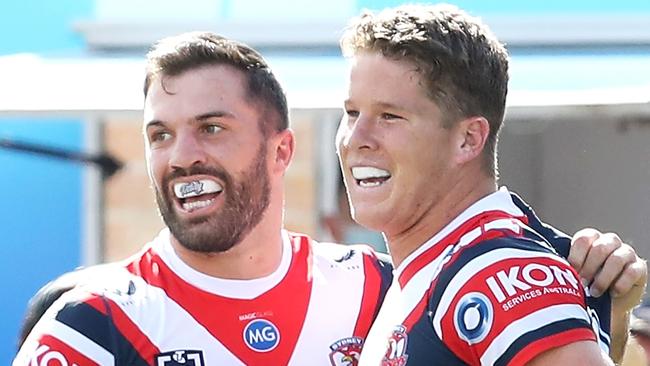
[155,350,205,366]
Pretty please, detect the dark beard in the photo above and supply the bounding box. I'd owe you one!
[155,144,270,253]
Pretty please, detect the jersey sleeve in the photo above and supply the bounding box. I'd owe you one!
[430,240,597,366]
[13,291,117,366]
[512,192,612,353]
[13,288,153,366]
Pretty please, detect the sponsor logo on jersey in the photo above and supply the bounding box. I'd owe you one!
[485,263,580,311]
[329,336,363,366]
[453,292,493,344]
[334,250,356,263]
[243,318,280,352]
[381,325,408,366]
[238,310,274,321]
[154,350,204,366]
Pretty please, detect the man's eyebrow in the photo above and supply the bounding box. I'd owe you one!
[374,101,406,112]
[195,111,235,121]
[145,120,165,130]
[145,111,234,130]
[343,99,407,111]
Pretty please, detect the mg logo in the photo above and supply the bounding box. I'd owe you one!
[243,319,280,352]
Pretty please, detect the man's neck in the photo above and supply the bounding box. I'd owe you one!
[170,228,284,280]
[170,198,286,280]
[386,177,497,268]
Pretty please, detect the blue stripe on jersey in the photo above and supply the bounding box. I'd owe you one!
[494,318,593,366]
[511,192,612,348]
[428,234,557,313]
[370,252,394,316]
[56,300,149,366]
[407,316,467,365]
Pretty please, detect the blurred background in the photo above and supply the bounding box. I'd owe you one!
[2,0,650,362]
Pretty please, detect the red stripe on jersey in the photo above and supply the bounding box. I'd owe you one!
[353,250,385,337]
[398,210,527,288]
[402,290,431,331]
[507,328,597,366]
[125,233,313,366]
[86,296,160,363]
[34,334,100,366]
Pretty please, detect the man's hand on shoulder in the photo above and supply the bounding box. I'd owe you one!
[568,228,647,308]
[568,228,647,364]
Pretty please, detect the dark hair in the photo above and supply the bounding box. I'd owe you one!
[340,4,509,177]
[144,31,289,134]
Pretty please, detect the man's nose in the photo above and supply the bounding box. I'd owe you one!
[169,132,207,170]
[341,114,379,152]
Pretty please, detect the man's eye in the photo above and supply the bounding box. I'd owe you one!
[203,124,223,134]
[345,109,359,118]
[381,112,402,120]
[151,131,172,142]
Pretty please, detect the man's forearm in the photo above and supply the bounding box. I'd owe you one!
[609,304,631,365]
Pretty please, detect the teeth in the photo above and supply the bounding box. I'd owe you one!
[351,166,390,180]
[359,180,383,188]
[174,179,222,199]
[182,199,215,211]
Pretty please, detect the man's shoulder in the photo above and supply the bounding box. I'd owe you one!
[428,235,594,366]
[287,231,392,266]
[435,234,572,295]
[447,226,562,269]
[313,240,393,271]
[287,231,394,285]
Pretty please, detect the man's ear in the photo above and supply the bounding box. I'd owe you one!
[272,129,295,173]
[455,116,490,165]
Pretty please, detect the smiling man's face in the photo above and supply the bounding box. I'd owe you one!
[143,64,270,253]
[336,52,458,238]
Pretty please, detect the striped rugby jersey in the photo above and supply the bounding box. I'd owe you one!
[359,188,597,366]
[510,193,611,353]
[14,230,392,366]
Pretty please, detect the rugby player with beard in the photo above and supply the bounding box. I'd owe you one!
[14,32,392,366]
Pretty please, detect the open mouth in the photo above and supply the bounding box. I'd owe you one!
[173,179,223,212]
[351,166,391,188]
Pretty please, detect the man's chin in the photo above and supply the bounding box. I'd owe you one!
[173,231,237,254]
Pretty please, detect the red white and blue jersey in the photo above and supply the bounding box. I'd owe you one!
[14,230,392,366]
[359,188,597,366]
[510,193,611,353]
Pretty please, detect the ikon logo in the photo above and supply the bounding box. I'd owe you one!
[486,263,579,302]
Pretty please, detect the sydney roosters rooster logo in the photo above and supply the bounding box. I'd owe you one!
[329,337,363,366]
[382,325,408,366]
